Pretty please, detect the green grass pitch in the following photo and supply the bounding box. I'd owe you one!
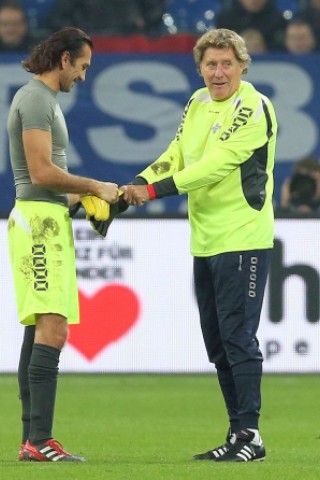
[0,374,319,480]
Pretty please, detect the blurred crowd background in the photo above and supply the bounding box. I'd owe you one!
[1,0,320,215]
[2,0,320,54]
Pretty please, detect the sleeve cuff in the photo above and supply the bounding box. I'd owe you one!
[132,176,148,185]
[152,177,179,198]
[147,184,157,200]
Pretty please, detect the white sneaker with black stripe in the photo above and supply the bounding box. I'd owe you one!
[193,429,236,460]
[215,429,266,463]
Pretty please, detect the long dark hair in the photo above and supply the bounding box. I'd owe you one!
[22,27,93,74]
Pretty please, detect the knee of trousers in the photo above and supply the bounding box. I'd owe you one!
[206,345,230,369]
[220,335,262,367]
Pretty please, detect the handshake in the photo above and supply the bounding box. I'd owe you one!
[69,179,151,238]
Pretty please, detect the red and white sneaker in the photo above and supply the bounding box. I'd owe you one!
[18,443,30,461]
[25,439,85,462]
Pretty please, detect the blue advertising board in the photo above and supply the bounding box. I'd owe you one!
[1,52,320,215]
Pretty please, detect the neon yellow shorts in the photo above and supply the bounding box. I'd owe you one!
[8,200,79,326]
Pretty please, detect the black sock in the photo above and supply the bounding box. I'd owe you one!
[28,343,61,445]
[18,325,35,443]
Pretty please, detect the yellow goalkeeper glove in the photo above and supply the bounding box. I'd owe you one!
[80,195,110,221]
[89,190,128,237]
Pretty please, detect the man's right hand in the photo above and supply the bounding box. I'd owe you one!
[121,185,150,206]
[96,182,118,203]
[70,184,119,221]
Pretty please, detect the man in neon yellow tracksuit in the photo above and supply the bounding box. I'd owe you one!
[122,28,277,462]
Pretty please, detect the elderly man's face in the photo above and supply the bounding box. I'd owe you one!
[200,47,244,101]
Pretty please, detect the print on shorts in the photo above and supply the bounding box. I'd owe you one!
[32,243,48,291]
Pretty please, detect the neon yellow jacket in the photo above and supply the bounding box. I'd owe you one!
[138,81,277,256]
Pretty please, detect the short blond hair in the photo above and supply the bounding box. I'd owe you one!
[193,28,251,74]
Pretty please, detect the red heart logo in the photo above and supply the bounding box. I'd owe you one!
[68,284,140,360]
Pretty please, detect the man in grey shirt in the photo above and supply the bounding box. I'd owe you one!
[7,27,118,462]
